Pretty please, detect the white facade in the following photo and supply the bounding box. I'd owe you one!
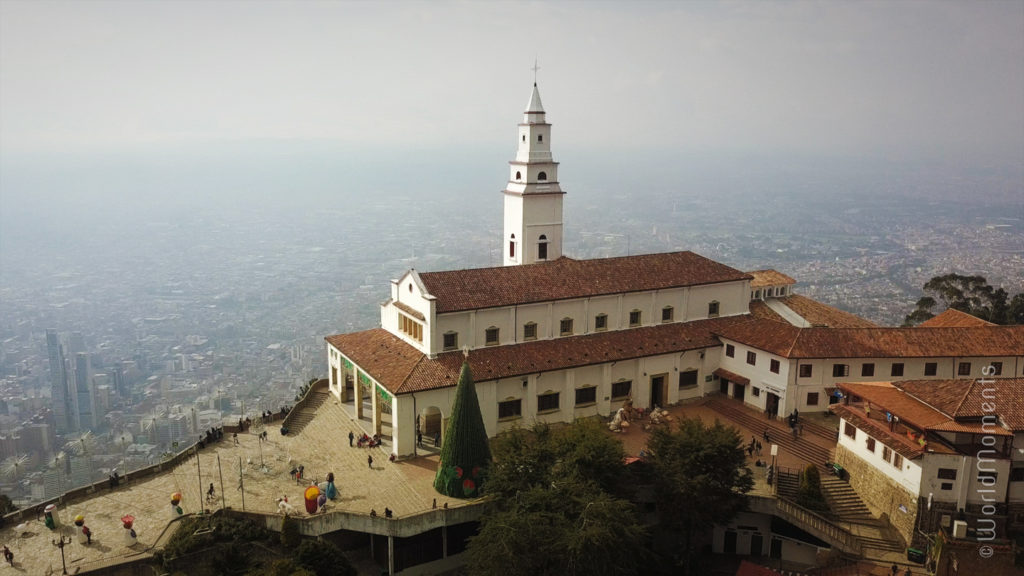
[503,84,564,266]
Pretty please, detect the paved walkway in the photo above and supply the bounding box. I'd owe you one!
[0,397,472,575]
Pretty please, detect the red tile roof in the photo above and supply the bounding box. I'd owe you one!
[779,295,878,328]
[713,367,750,386]
[716,318,1024,358]
[748,300,786,323]
[918,308,995,328]
[327,316,750,395]
[747,269,796,287]
[419,252,752,313]
[900,377,1024,431]
[830,404,938,459]
[837,382,950,430]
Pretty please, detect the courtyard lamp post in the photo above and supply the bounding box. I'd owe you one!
[52,534,72,574]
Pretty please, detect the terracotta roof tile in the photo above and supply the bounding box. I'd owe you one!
[717,318,1024,358]
[779,295,878,328]
[747,269,796,287]
[713,368,750,386]
[927,420,1012,436]
[836,382,950,430]
[420,252,752,313]
[896,379,973,417]
[748,300,786,323]
[830,404,934,459]
[918,308,995,328]
[327,316,750,395]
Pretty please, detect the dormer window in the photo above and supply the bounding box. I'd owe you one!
[537,171,547,181]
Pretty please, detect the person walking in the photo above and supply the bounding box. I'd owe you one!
[207,483,216,503]
[434,432,440,447]
[367,454,374,469]
[417,431,423,447]
[348,431,354,447]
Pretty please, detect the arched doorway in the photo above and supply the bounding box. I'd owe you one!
[419,406,444,447]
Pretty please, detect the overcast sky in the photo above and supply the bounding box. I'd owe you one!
[2,1,1021,161]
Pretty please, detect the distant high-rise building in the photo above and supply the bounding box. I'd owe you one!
[73,352,95,430]
[46,329,72,434]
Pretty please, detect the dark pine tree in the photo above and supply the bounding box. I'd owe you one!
[433,360,492,498]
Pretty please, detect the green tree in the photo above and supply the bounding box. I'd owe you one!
[796,464,828,512]
[466,419,647,576]
[0,493,17,515]
[645,418,753,575]
[280,514,300,549]
[433,361,492,498]
[904,273,1021,325]
[294,539,355,576]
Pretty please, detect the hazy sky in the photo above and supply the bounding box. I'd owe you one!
[2,0,1021,163]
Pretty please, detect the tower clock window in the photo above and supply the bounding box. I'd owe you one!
[538,171,547,181]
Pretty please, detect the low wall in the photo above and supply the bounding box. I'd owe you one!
[834,443,916,544]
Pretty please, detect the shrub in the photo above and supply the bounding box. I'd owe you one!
[796,464,829,512]
[295,539,355,576]
[280,514,300,549]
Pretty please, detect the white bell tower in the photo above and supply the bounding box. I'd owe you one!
[502,80,564,266]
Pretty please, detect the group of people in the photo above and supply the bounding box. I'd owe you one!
[198,426,224,449]
[350,432,381,448]
[788,409,803,439]
[746,436,764,458]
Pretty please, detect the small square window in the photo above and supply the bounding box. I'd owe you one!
[833,364,850,377]
[893,453,903,469]
[725,344,735,358]
[938,468,957,480]
[559,318,573,336]
[940,482,954,491]
[861,363,875,377]
[538,392,559,413]
[891,363,905,377]
[806,392,819,406]
[746,351,757,366]
[924,362,937,376]
[443,332,458,351]
[661,307,674,322]
[881,446,891,462]
[989,362,1003,376]
[866,437,876,452]
[575,386,597,406]
[958,362,972,376]
[752,387,761,397]
[799,364,812,378]
[612,380,632,399]
[498,399,522,420]
[770,359,780,374]
[708,301,719,317]
[485,327,499,346]
[844,422,857,438]
[523,322,537,340]
[678,371,698,389]
[594,314,608,331]
[629,310,642,327]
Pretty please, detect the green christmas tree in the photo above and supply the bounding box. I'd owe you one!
[433,359,492,498]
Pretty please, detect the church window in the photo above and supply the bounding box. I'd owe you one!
[498,399,522,420]
[725,344,735,358]
[538,171,547,181]
[612,380,632,400]
[958,362,971,376]
[538,234,548,260]
[862,363,875,377]
[661,306,674,322]
[924,362,937,376]
[509,234,516,259]
[515,171,521,180]
[891,363,905,377]
[629,310,642,327]
[678,371,698,389]
[538,134,543,142]
[799,364,812,378]
[575,386,597,406]
[522,135,526,142]
[485,327,499,346]
[398,314,423,343]
[708,301,719,317]
[559,317,573,336]
[443,332,458,351]
[523,322,537,340]
[594,314,608,331]
[537,391,560,413]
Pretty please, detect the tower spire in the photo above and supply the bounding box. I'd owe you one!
[532,58,540,86]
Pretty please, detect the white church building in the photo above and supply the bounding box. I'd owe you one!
[324,83,1024,459]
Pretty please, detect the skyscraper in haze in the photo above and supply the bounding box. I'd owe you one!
[74,352,95,430]
[46,329,72,434]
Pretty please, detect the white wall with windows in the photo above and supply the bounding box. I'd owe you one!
[837,416,924,495]
[717,337,790,413]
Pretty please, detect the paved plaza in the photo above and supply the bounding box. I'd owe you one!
[0,397,472,575]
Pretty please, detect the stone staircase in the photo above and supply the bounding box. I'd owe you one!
[282,380,331,436]
[821,476,874,524]
[704,396,832,473]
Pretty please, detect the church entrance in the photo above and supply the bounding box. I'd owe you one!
[419,407,443,446]
[765,392,780,418]
[650,374,667,409]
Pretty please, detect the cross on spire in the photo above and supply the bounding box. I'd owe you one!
[532,58,540,86]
